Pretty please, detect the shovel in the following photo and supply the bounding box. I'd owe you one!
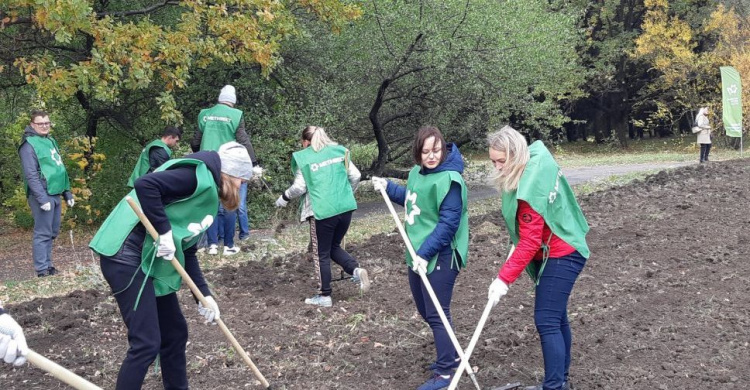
[376,186,481,390]
[448,245,515,390]
[25,350,102,389]
[126,197,273,389]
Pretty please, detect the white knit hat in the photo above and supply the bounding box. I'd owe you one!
[218,85,237,105]
[217,141,253,180]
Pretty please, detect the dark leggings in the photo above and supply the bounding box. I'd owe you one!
[314,211,359,296]
[100,257,189,390]
[700,143,711,162]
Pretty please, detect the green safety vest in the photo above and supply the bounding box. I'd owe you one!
[22,135,71,196]
[501,141,590,283]
[291,145,357,220]
[127,139,172,188]
[404,167,469,274]
[90,158,219,297]
[197,104,243,151]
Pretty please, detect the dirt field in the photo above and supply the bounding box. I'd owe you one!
[2,159,749,389]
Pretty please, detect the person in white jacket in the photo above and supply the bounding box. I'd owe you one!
[694,107,712,163]
[275,126,370,307]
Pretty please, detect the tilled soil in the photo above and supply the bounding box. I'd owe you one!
[2,160,750,389]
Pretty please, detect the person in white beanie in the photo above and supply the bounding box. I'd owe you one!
[191,85,260,255]
[89,143,252,390]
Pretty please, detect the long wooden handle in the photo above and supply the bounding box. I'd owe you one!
[377,187,481,390]
[448,245,515,390]
[26,350,102,390]
[125,197,271,389]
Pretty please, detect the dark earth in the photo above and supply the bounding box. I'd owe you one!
[2,159,749,389]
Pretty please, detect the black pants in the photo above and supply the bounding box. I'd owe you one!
[313,211,358,296]
[700,143,711,162]
[100,257,189,390]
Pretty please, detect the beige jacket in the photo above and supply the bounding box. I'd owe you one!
[695,110,712,144]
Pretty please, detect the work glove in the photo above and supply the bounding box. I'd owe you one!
[412,256,428,275]
[252,166,264,178]
[67,198,75,208]
[156,230,176,260]
[488,278,509,307]
[371,176,387,192]
[275,195,288,208]
[40,202,51,212]
[0,314,28,366]
[198,296,220,323]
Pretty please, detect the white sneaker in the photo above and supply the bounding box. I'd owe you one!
[223,246,240,256]
[208,244,219,255]
[304,295,332,307]
[353,268,371,293]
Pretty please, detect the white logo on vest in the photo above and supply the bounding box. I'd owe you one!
[50,148,63,166]
[187,215,215,238]
[404,190,421,225]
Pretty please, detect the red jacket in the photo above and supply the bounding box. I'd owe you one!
[498,200,575,284]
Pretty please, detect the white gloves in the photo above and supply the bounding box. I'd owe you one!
[198,296,220,323]
[371,176,387,192]
[488,278,509,307]
[157,230,176,260]
[67,198,75,207]
[40,202,51,211]
[412,256,428,275]
[252,166,264,177]
[0,314,28,366]
[275,195,288,208]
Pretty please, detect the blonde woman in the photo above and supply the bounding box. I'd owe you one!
[275,126,370,307]
[487,126,590,390]
[693,107,712,163]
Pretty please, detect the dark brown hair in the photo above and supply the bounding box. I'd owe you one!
[412,125,447,165]
[30,109,48,122]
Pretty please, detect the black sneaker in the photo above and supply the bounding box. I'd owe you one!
[37,270,49,277]
[48,266,58,275]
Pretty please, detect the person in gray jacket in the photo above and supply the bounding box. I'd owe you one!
[18,110,74,277]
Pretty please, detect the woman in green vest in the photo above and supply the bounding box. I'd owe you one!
[89,142,252,390]
[486,125,590,390]
[274,126,370,308]
[371,126,469,390]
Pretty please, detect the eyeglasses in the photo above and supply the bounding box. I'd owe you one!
[33,122,52,127]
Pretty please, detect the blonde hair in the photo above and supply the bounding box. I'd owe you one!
[487,125,529,192]
[302,126,337,152]
[219,173,241,211]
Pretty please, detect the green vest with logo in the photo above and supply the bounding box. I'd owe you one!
[127,139,172,187]
[90,158,219,296]
[198,104,243,151]
[291,145,357,220]
[501,141,590,282]
[22,135,71,196]
[404,167,469,274]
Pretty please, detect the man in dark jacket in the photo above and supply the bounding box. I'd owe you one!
[127,126,182,187]
[18,110,74,277]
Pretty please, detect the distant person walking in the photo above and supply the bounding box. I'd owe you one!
[693,107,712,163]
[275,126,369,307]
[192,85,259,255]
[486,125,590,390]
[18,110,74,277]
[127,126,182,187]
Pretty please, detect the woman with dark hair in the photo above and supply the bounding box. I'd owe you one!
[486,125,590,390]
[372,126,469,390]
[275,126,370,307]
[89,141,252,390]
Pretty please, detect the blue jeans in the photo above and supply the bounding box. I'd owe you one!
[237,182,249,239]
[534,251,586,390]
[408,250,459,375]
[206,205,236,248]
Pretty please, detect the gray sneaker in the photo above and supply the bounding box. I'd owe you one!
[304,294,332,307]
[352,268,371,293]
